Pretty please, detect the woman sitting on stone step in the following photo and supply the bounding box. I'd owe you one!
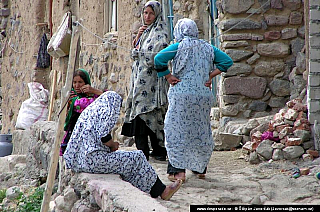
[63,91,182,200]
[60,69,104,156]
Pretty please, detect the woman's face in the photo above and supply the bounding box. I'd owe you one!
[73,75,86,93]
[143,6,156,25]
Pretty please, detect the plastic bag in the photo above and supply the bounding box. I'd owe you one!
[47,12,72,58]
[15,82,49,130]
[36,33,51,69]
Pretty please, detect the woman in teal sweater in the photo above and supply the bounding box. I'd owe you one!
[154,18,233,182]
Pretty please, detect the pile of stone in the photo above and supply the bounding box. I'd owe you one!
[242,98,319,164]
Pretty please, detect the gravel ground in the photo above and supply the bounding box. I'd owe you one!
[147,149,320,212]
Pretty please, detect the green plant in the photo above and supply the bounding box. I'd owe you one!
[0,189,6,203]
[16,187,44,212]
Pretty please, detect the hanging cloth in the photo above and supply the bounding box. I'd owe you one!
[36,33,51,69]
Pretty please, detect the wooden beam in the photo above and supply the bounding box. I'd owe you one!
[40,17,81,212]
[47,69,58,121]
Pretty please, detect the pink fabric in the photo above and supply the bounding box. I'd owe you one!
[74,97,95,113]
[261,131,279,142]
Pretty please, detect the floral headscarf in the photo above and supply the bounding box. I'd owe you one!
[172,18,215,76]
[64,91,122,161]
[141,1,162,25]
[137,1,168,66]
[72,91,122,145]
[173,18,199,42]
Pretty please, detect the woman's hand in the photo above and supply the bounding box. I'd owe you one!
[205,69,222,88]
[80,84,92,94]
[80,85,103,96]
[205,79,212,88]
[165,74,181,86]
[104,139,119,152]
[133,25,148,48]
[138,25,148,36]
[110,141,119,152]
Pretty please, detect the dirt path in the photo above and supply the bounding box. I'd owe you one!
[149,149,320,212]
[1,147,319,212]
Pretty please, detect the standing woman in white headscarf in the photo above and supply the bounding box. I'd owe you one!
[154,18,233,182]
[121,1,169,161]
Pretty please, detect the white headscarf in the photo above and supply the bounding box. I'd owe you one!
[173,18,198,42]
[172,18,215,77]
[65,91,122,156]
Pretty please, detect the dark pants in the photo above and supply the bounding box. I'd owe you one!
[122,116,166,160]
[135,127,167,160]
[167,161,207,175]
[150,177,166,198]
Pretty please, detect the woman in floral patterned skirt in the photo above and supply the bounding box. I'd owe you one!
[64,91,182,200]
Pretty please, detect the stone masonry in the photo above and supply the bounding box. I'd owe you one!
[217,0,307,123]
[0,1,319,150]
[307,0,320,124]
[1,1,320,211]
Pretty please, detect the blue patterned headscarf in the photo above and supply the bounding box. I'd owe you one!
[172,18,215,77]
[63,91,123,170]
[173,18,198,42]
[67,91,122,154]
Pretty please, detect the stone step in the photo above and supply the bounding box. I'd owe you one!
[54,173,168,212]
[0,154,26,173]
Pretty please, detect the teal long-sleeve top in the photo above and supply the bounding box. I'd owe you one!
[154,43,233,77]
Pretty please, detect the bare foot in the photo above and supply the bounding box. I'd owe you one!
[175,172,186,182]
[161,179,183,200]
[168,174,175,181]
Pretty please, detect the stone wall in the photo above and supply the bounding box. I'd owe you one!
[0,0,135,133]
[216,0,306,126]
[0,0,51,133]
[1,0,318,145]
[307,0,320,124]
[0,0,212,136]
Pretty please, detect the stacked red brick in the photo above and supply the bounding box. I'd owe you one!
[243,99,319,163]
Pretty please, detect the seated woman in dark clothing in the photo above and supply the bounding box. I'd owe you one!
[60,68,103,156]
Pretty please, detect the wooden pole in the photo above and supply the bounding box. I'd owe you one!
[40,17,81,212]
[47,69,58,121]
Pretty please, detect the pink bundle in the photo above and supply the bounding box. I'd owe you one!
[74,97,95,113]
[261,131,280,142]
